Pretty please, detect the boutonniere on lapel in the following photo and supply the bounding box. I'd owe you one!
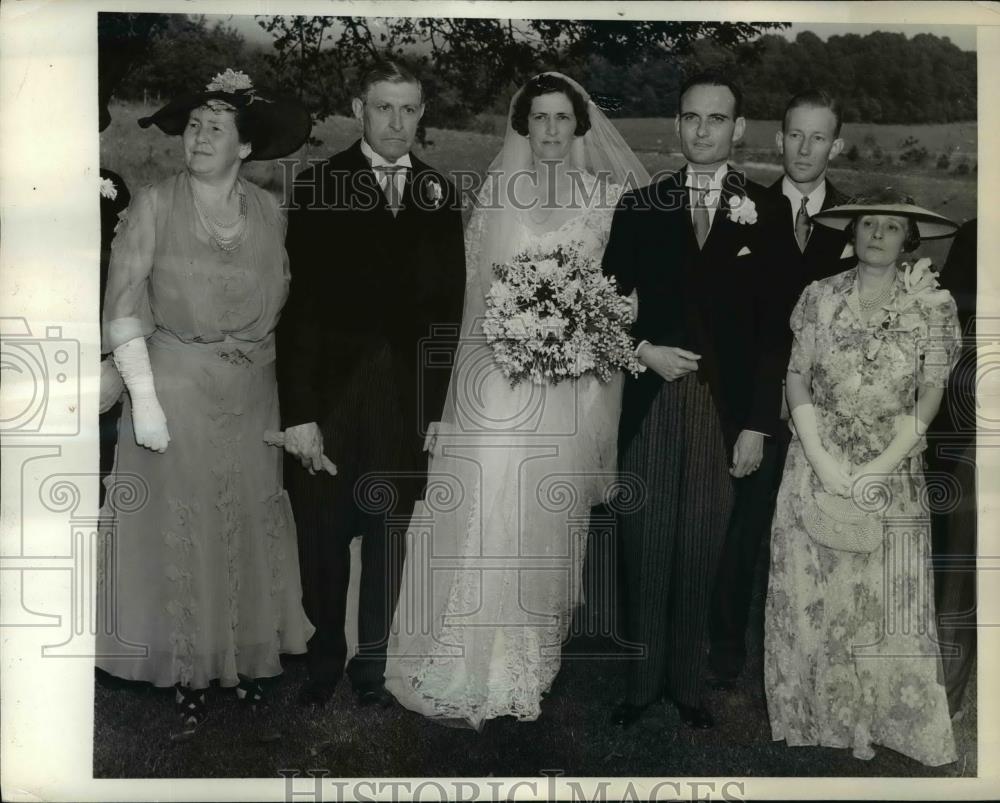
[426,178,444,209]
[727,194,758,225]
[99,176,118,200]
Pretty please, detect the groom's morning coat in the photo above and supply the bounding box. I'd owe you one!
[277,139,465,449]
[602,166,785,449]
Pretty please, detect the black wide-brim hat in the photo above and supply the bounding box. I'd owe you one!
[138,89,311,161]
[812,202,958,240]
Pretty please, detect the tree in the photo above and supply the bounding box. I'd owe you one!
[116,16,271,104]
[256,17,789,127]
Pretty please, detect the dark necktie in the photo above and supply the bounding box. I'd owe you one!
[795,195,811,252]
[374,164,405,216]
[693,187,710,249]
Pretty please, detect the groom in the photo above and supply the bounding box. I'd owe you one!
[602,71,784,729]
[277,61,465,707]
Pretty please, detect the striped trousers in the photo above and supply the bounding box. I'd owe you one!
[619,373,735,707]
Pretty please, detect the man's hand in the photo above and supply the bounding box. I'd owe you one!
[423,421,440,456]
[284,422,325,475]
[637,344,701,382]
[730,430,764,478]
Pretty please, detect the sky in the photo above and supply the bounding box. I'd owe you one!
[214,15,978,52]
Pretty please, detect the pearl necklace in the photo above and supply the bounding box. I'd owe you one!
[858,271,896,311]
[193,184,247,252]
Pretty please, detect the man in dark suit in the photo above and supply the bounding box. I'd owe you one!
[602,71,785,729]
[277,61,466,708]
[926,218,977,716]
[708,90,854,686]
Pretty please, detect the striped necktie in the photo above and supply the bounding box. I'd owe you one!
[795,195,811,252]
[693,187,710,249]
[374,164,405,216]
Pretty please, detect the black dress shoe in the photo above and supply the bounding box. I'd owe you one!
[673,700,715,729]
[297,679,337,707]
[610,700,648,729]
[354,682,394,708]
[706,669,739,691]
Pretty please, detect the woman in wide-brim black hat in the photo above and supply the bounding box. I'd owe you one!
[763,186,964,766]
[97,69,315,739]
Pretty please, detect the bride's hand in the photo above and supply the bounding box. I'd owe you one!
[424,421,441,456]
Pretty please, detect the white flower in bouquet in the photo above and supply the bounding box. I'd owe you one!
[534,258,561,279]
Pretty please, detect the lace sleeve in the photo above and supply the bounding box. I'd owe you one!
[592,179,624,249]
[101,184,157,353]
[464,177,493,284]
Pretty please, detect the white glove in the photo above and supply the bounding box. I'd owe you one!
[112,336,170,453]
[99,357,125,414]
[791,402,850,496]
[855,414,926,477]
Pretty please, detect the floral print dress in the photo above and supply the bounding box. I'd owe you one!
[764,266,961,766]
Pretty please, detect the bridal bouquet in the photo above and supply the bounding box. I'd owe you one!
[482,242,641,386]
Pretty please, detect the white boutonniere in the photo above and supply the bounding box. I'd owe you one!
[727,194,758,225]
[427,178,444,208]
[99,177,118,200]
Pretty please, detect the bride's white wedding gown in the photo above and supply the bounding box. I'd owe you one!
[384,176,624,729]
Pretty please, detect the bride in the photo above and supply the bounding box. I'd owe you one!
[384,73,649,729]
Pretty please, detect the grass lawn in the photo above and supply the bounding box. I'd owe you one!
[94,548,977,779]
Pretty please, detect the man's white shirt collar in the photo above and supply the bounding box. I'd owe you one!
[684,163,729,226]
[361,137,412,169]
[781,175,826,226]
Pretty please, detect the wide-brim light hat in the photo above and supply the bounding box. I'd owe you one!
[138,69,311,161]
[811,188,958,240]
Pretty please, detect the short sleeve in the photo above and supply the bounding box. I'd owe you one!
[101,186,157,353]
[787,281,819,376]
[918,290,962,388]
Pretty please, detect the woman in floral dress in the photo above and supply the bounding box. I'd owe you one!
[97,70,315,736]
[764,189,962,766]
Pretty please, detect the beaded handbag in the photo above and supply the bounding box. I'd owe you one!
[802,490,884,553]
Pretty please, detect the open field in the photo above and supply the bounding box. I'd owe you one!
[474,114,978,160]
[101,100,977,268]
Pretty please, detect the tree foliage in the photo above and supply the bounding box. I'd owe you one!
[116,15,275,103]
[723,32,976,122]
[254,17,788,127]
[107,15,976,127]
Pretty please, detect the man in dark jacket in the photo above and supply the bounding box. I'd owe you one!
[603,72,784,729]
[708,89,854,687]
[277,61,466,708]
